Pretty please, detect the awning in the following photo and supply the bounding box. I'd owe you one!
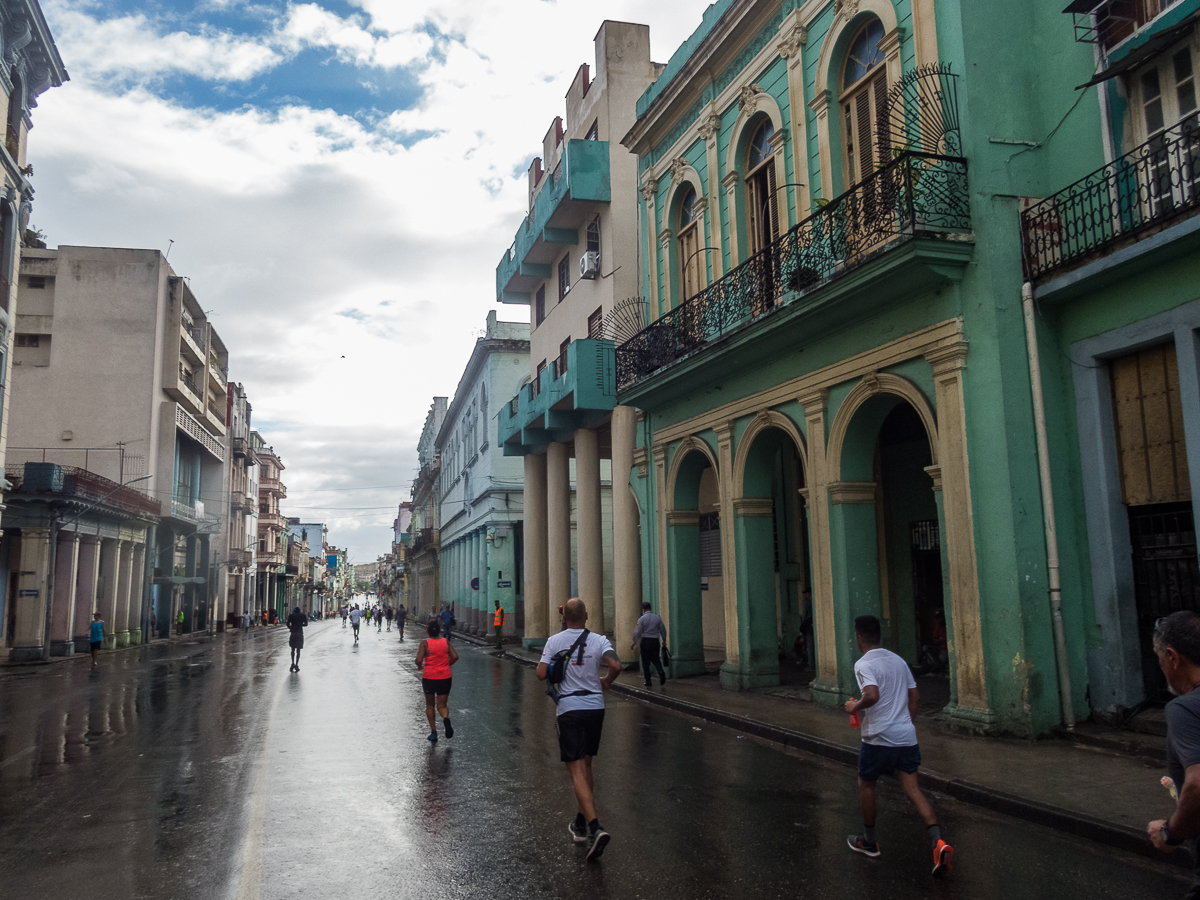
[1077,17,1196,88]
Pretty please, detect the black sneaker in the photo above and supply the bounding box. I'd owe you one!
[847,834,881,858]
[644,680,652,687]
[586,827,610,861]
[443,718,454,739]
[660,673,666,686]
[568,819,588,844]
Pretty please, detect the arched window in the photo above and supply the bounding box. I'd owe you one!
[744,119,778,257]
[841,18,889,188]
[677,184,702,302]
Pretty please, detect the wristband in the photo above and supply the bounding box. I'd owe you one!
[1163,822,1184,847]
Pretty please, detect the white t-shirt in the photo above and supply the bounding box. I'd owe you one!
[539,628,615,716]
[349,609,362,625]
[854,647,918,747]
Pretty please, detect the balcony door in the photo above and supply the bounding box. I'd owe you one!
[839,17,892,261]
[744,120,779,313]
[677,185,702,304]
[1135,40,1200,218]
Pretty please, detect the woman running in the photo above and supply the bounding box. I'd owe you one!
[415,618,458,743]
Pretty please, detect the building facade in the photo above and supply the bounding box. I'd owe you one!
[613,0,1120,735]
[253,433,287,622]
[406,398,447,617]
[437,312,529,638]
[3,246,231,649]
[496,21,656,650]
[226,382,257,626]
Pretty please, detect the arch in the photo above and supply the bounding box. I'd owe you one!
[659,161,706,238]
[732,409,808,500]
[666,434,719,511]
[813,0,900,99]
[724,91,785,177]
[826,373,938,484]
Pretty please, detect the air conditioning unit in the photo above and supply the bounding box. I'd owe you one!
[579,251,601,280]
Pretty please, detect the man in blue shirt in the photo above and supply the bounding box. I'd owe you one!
[89,612,104,667]
[440,605,454,642]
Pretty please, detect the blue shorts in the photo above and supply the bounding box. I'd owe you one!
[858,742,921,782]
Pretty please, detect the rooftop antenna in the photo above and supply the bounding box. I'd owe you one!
[165,239,175,260]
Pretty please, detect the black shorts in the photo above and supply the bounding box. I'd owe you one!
[556,709,605,762]
[90,641,102,651]
[289,633,304,649]
[422,677,452,696]
[857,742,921,782]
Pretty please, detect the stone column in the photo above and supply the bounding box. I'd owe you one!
[547,441,572,627]
[731,497,781,688]
[127,543,146,645]
[611,405,642,657]
[50,532,81,656]
[714,423,739,683]
[480,527,491,634]
[113,541,134,648]
[73,536,102,652]
[98,538,121,650]
[667,509,704,676]
[10,528,52,661]
[523,453,548,647]
[575,427,605,633]
[799,388,840,706]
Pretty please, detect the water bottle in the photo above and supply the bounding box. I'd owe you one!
[849,699,861,729]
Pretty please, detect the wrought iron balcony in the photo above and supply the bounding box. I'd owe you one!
[1022,118,1200,281]
[615,151,970,391]
[7,462,161,519]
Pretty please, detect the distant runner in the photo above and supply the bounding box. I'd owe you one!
[286,605,308,672]
[349,605,362,643]
[385,606,394,631]
[396,604,407,640]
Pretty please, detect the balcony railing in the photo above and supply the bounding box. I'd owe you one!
[228,548,252,567]
[1021,119,1200,281]
[7,463,161,518]
[181,371,200,397]
[616,151,970,391]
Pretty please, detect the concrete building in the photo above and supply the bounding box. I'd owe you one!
[436,312,529,638]
[3,246,230,652]
[225,382,257,626]
[253,432,287,622]
[407,398,447,616]
[495,21,657,650]
[288,519,326,613]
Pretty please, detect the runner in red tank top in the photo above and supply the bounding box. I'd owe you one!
[415,618,459,743]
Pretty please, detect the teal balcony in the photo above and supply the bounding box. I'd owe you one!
[496,139,611,304]
[499,339,616,456]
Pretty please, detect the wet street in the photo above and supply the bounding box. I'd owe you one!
[0,620,1188,900]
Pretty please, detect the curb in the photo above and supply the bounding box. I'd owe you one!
[501,649,1177,867]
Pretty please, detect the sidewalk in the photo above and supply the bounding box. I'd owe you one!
[483,638,1176,865]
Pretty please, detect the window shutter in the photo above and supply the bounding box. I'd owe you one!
[873,74,890,163]
[767,160,780,240]
[855,91,873,183]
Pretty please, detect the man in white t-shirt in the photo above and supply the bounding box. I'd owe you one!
[348,605,362,643]
[844,615,954,878]
[536,598,622,862]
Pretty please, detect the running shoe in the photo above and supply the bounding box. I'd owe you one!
[660,674,666,686]
[443,718,454,739]
[932,840,954,877]
[586,827,610,861]
[427,731,438,744]
[847,835,881,858]
[568,819,588,844]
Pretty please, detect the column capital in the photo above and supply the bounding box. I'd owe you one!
[713,420,735,446]
[721,171,741,190]
[658,228,673,249]
[798,387,829,416]
[651,443,669,465]
[778,24,808,60]
[666,509,700,526]
[808,89,831,115]
[797,487,810,508]
[926,340,969,378]
[632,447,649,478]
[639,178,658,202]
[828,481,876,504]
[697,113,721,143]
[924,465,943,492]
[733,497,774,517]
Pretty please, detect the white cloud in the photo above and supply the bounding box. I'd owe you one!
[30,0,715,559]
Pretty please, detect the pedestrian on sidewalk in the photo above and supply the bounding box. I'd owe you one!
[415,618,458,743]
[341,606,348,628]
[536,598,622,862]
[631,601,667,687]
[440,604,454,643]
[1148,611,1200,898]
[349,605,362,643]
[844,615,954,877]
[89,612,104,666]
[396,604,407,640]
[493,601,506,649]
[287,606,308,672]
[385,606,394,631]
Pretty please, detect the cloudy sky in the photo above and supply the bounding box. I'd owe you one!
[31,0,711,563]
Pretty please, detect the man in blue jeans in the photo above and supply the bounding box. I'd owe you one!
[844,615,954,877]
[440,604,453,642]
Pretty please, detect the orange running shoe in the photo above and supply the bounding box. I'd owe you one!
[932,839,954,877]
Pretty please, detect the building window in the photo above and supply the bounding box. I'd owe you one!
[15,334,38,347]
[535,285,545,327]
[585,119,599,141]
[533,359,546,398]
[586,217,600,254]
[744,121,778,257]
[26,276,44,289]
[841,17,888,189]
[677,184,702,302]
[700,513,721,576]
[557,338,570,377]
[558,255,570,300]
[588,307,603,339]
[1134,42,1199,212]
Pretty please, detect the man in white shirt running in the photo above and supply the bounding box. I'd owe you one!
[537,598,622,862]
[844,615,954,877]
[348,605,362,643]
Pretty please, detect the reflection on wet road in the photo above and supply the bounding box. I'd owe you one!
[0,621,1187,899]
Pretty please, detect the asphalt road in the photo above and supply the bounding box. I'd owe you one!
[0,619,1189,899]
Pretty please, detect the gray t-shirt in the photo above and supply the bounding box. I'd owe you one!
[1166,687,1200,864]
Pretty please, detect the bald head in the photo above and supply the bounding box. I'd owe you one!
[563,598,587,627]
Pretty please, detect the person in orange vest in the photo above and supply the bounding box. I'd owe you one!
[493,600,506,649]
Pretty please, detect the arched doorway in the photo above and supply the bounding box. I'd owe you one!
[732,422,808,688]
[666,442,724,677]
[831,387,950,700]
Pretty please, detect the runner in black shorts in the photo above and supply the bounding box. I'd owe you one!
[415,618,459,743]
[286,606,308,672]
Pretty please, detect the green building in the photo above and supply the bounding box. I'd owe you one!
[612,0,1194,735]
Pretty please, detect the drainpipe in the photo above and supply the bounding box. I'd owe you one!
[1022,281,1076,730]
